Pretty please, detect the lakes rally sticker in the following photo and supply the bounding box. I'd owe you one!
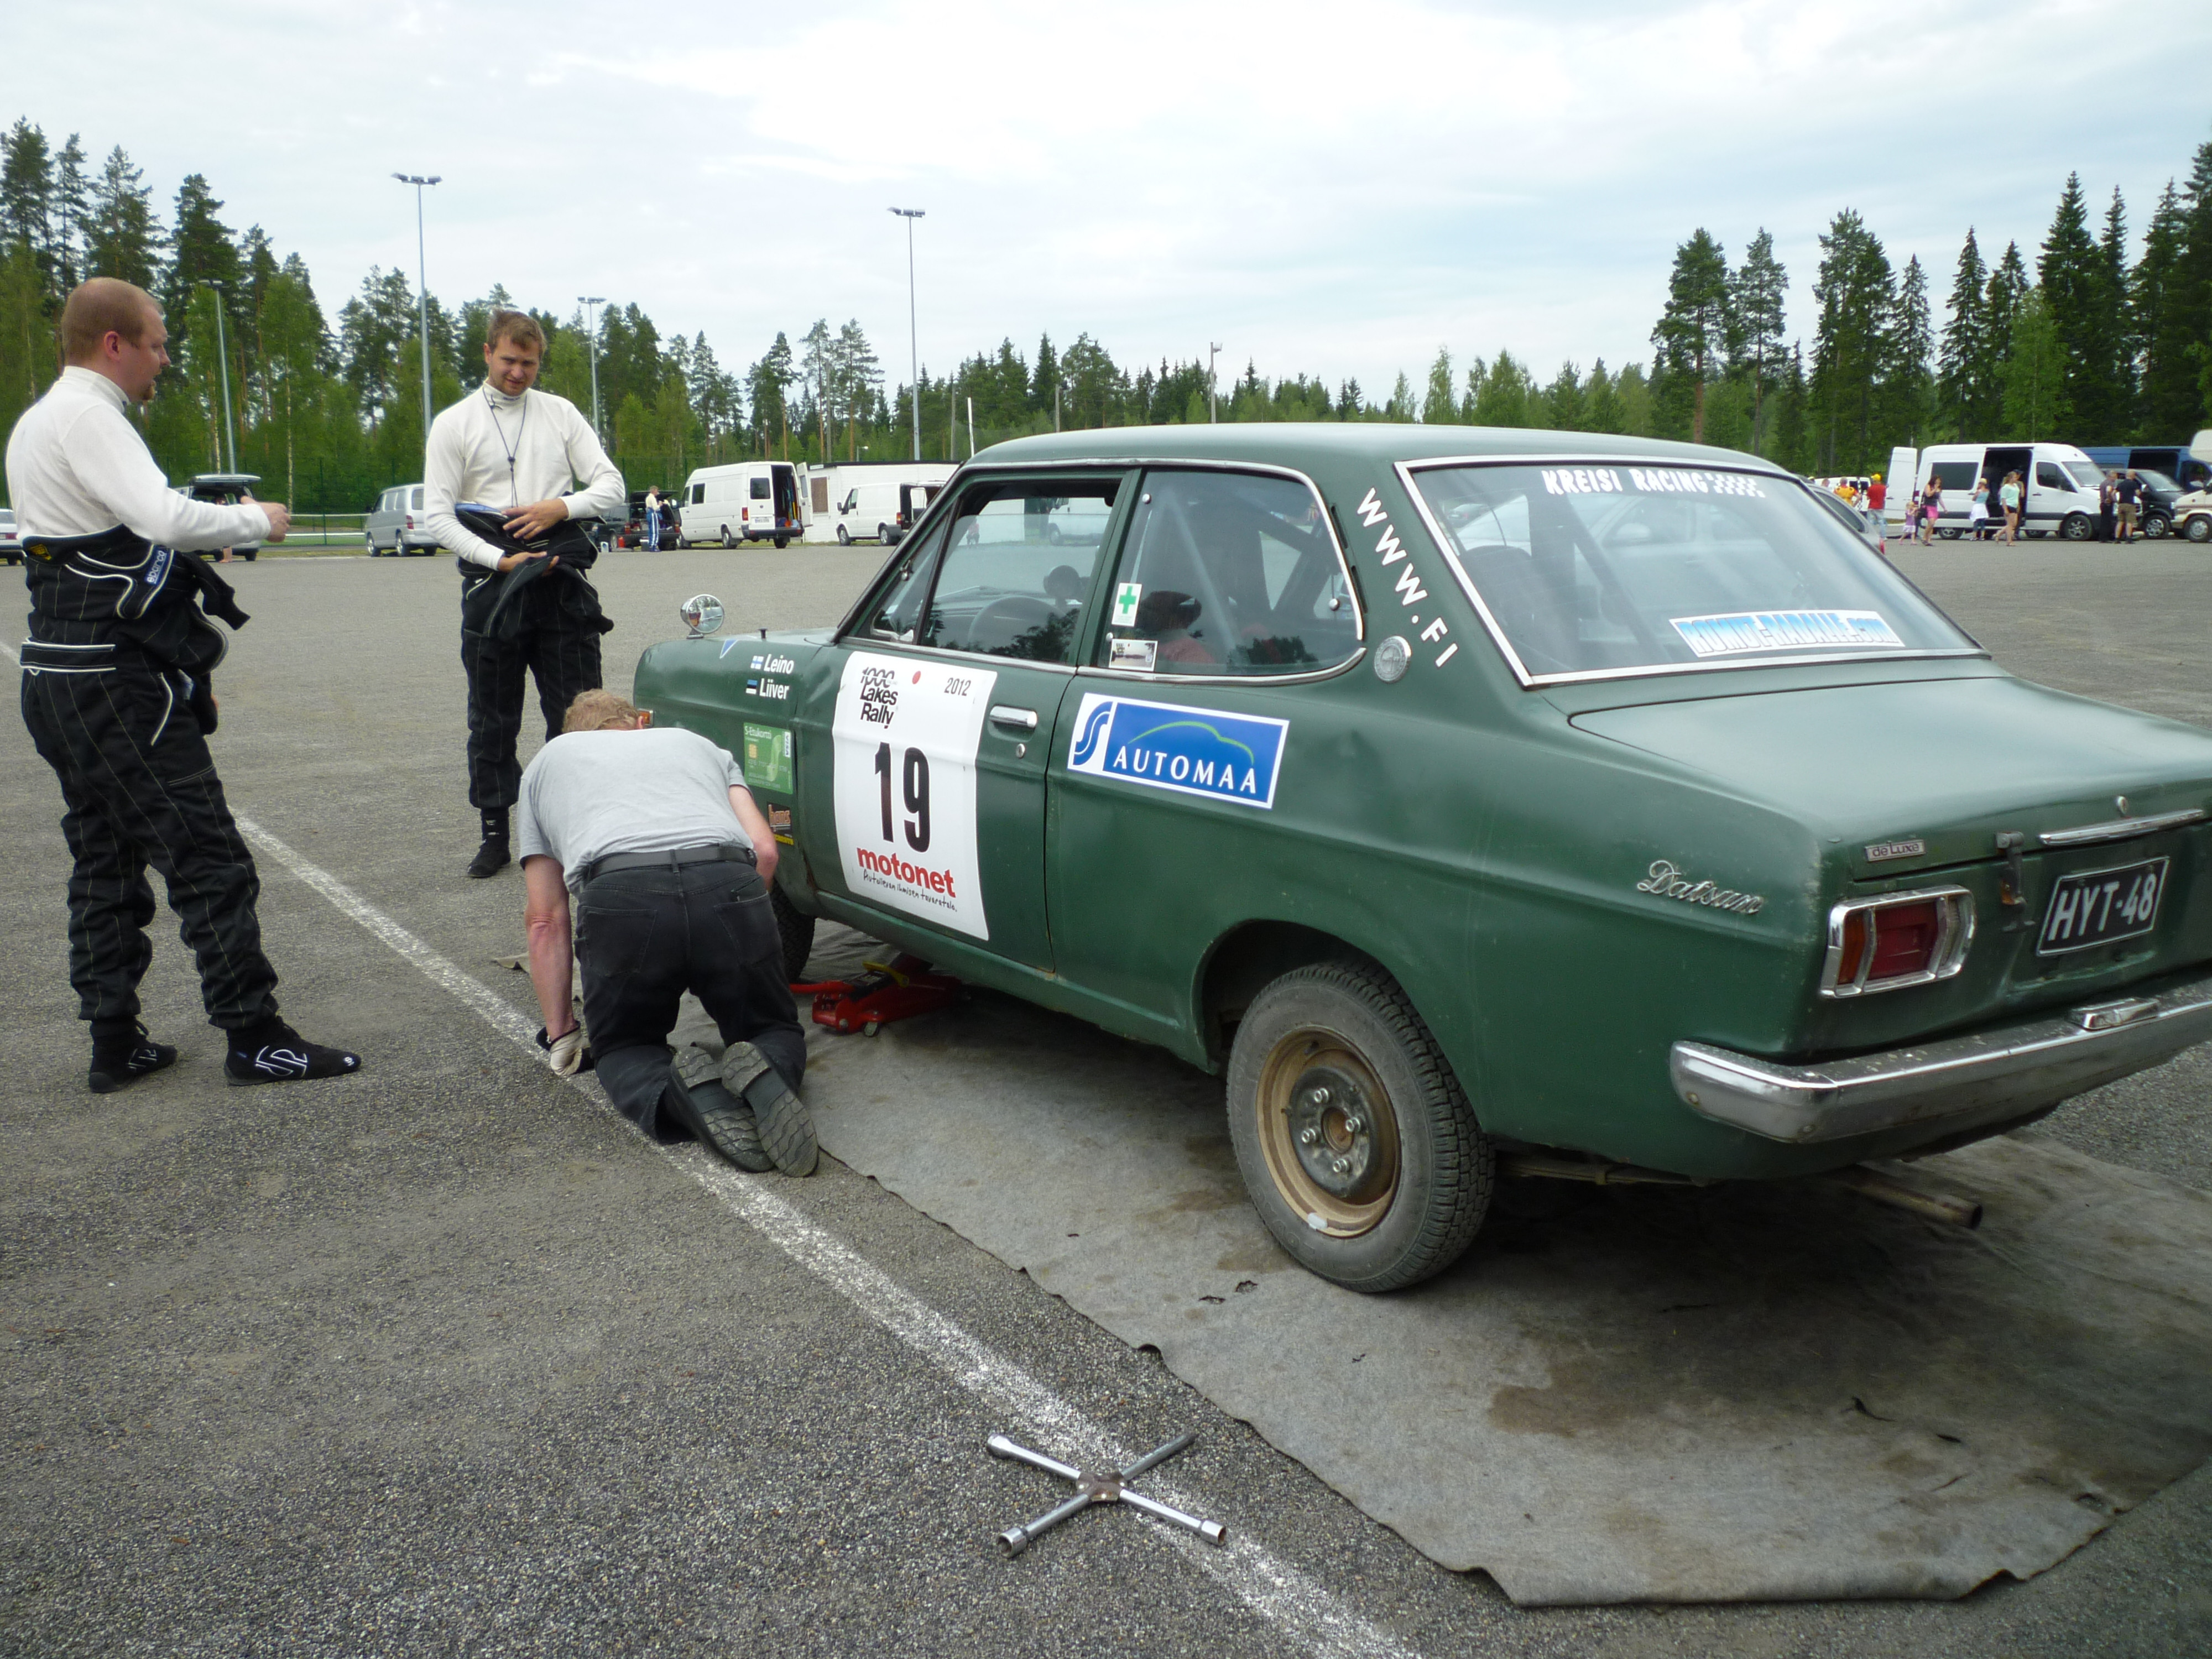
[832,652,994,938]
[1066,692,1287,809]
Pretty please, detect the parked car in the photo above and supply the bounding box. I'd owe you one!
[634,424,2212,1293]
[366,482,440,555]
[1807,485,1885,554]
[2173,487,2212,544]
[0,506,19,565]
[2126,469,2182,540]
[176,473,264,560]
[617,489,683,549]
[677,462,805,547]
[1917,442,2104,539]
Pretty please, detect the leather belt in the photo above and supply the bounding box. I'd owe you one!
[579,842,753,885]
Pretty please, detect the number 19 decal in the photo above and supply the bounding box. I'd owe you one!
[833,653,993,938]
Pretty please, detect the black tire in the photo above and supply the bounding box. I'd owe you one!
[771,883,817,984]
[774,535,789,549]
[2143,513,2171,540]
[1939,528,1961,540]
[241,550,257,561]
[2187,516,2212,544]
[837,524,851,546]
[1227,961,1492,1292]
[722,527,736,549]
[2060,513,2093,541]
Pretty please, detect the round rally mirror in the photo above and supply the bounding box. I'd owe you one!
[680,594,725,638]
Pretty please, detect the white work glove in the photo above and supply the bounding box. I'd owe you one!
[539,1025,587,1077]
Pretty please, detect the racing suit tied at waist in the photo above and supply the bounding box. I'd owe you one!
[453,504,610,643]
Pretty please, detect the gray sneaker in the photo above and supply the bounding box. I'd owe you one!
[722,1041,818,1177]
[669,1046,773,1172]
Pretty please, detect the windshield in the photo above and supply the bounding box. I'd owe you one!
[1407,462,1976,681]
[2065,461,2105,491]
[2136,470,2179,493]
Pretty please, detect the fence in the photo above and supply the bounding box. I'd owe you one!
[281,512,367,548]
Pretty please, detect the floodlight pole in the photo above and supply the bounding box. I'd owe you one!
[889,208,925,461]
[392,173,442,439]
[205,278,238,473]
[578,296,607,436]
[1208,342,1223,423]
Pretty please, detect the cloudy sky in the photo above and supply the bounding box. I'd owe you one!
[9,1,2208,394]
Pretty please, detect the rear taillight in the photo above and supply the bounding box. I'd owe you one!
[404,515,414,528]
[1821,888,1973,998]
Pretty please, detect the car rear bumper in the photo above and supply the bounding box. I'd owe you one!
[1671,967,2212,1144]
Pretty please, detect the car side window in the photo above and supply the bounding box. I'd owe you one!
[917,478,1120,663]
[862,516,951,643]
[1097,470,1359,676]
[2036,462,2072,491]
[750,477,771,499]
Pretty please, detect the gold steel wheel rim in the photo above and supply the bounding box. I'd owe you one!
[1254,1027,1401,1238]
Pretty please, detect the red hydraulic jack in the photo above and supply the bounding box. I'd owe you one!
[797,953,962,1036]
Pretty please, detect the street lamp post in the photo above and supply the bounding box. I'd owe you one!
[889,208,925,461]
[392,173,442,440]
[577,296,606,437]
[1208,342,1223,423]
[205,278,238,473]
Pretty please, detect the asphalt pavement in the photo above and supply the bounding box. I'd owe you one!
[4,535,2209,1657]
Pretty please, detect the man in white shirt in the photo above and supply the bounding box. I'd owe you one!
[423,309,624,878]
[518,689,815,1175]
[7,278,363,1092]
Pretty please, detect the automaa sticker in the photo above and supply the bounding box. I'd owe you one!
[1066,692,1287,809]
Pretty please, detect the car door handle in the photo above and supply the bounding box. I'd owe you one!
[988,705,1039,731]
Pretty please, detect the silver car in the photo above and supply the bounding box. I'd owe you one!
[176,474,264,561]
[0,506,19,565]
[366,483,439,556]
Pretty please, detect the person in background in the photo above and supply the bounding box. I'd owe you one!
[644,486,663,552]
[1998,471,2022,544]
[1968,477,1990,541]
[2098,470,2119,543]
[1866,472,1886,530]
[2115,469,2142,544]
[1917,477,1942,545]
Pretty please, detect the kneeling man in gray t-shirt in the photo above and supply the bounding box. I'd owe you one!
[517,688,815,1175]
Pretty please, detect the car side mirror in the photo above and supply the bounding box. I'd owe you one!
[681,594,725,638]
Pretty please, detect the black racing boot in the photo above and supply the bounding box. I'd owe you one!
[467,808,511,879]
[88,1021,178,1094]
[665,1046,773,1172]
[721,1041,816,1176]
[225,1016,363,1086]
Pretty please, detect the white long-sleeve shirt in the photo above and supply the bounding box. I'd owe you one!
[3,367,273,547]
[422,384,625,570]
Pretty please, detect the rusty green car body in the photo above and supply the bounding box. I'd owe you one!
[635,425,2212,1289]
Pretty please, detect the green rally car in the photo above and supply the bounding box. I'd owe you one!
[634,425,2212,1292]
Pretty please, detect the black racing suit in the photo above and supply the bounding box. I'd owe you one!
[18,527,280,1035]
[459,513,613,811]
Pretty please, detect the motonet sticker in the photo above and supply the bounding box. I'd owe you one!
[1670,609,1903,658]
[1066,692,1287,809]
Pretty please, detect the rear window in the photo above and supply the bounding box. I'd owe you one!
[411,487,424,509]
[1407,462,1975,682]
[750,477,771,499]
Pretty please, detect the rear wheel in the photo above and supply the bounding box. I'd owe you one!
[773,535,789,549]
[771,884,817,984]
[2060,513,2093,541]
[722,526,736,549]
[837,524,852,545]
[1939,528,1961,540]
[2186,515,2212,544]
[2143,513,2171,540]
[1227,961,1492,1292]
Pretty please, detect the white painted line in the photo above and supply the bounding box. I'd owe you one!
[230,814,1418,1659]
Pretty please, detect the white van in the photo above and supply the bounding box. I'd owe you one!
[834,474,951,545]
[1915,442,2105,540]
[678,462,806,547]
[365,483,437,556]
[1884,446,1917,533]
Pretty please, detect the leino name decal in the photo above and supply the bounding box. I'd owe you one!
[1635,859,1765,915]
[1356,488,1456,669]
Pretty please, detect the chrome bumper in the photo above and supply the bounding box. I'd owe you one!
[1672,969,2212,1144]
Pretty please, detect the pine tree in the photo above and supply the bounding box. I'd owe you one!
[1542,362,1586,430]
[84,147,160,291]
[750,332,794,458]
[1472,351,1531,426]
[1651,228,1730,443]
[1808,209,1895,472]
[1421,347,1456,423]
[52,134,87,289]
[2132,179,2192,438]
[1729,229,1787,455]
[1937,229,1990,437]
[2038,173,2125,437]
[2140,140,2212,436]
[165,174,243,339]
[1584,359,1623,434]
[2095,188,2135,434]
[1,118,55,286]
[1030,332,1058,413]
[1881,255,1936,446]
[2001,288,2067,439]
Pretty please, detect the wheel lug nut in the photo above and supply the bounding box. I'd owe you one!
[1332,1157,1350,1175]
[1308,1088,1331,1107]
[1344,1115,1363,1134]
[1298,1127,1318,1145]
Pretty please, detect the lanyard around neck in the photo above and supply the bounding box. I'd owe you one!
[483,388,528,504]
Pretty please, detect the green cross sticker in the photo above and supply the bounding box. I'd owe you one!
[1113,582,1143,627]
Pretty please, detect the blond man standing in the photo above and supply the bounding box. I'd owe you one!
[423,309,624,877]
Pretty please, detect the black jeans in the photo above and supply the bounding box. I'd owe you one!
[461,581,603,811]
[22,660,280,1033]
[577,861,805,1140]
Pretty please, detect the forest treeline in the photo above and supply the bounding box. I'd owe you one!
[2,117,2209,511]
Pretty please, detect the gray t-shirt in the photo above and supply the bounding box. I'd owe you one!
[516,727,753,893]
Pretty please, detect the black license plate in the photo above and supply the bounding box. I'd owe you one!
[2037,857,2170,956]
